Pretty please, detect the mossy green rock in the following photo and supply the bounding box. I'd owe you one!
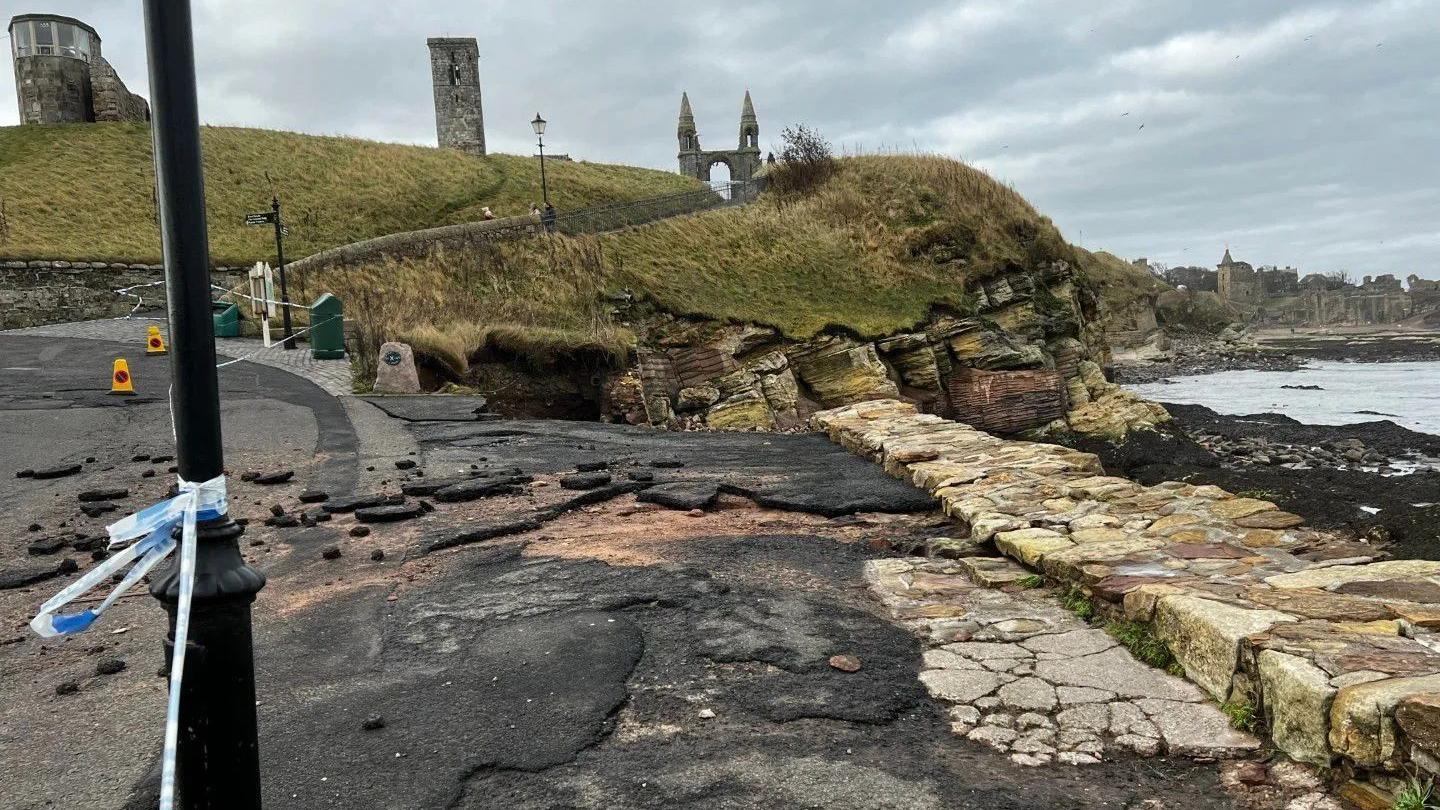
[787,339,898,407]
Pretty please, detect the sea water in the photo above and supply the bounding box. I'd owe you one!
[1126,360,1440,437]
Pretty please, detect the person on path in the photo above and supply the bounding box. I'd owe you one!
[541,203,557,232]
[481,206,496,221]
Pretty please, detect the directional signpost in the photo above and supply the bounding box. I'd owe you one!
[244,198,295,349]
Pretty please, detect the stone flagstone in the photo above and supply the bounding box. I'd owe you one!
[821,400,1440,779]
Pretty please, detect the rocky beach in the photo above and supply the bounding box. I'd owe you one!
[1108,328,1440,563]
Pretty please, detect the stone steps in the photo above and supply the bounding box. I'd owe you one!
[817,399,1440,782]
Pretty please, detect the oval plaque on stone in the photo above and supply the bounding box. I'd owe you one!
[373,341,421,394]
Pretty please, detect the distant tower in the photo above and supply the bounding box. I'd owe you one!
[428,37,485,156]
[677,91,701,178]
[675,89,762,184]
[738,89,759,151]
[9,13,148,124]
[1217,246,1235,300]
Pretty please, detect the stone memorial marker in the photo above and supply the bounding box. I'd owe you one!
[374,342,421,394]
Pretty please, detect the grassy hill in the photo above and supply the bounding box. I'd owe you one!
[603,155,1074,337]
[0,123,701,265]
[294,154,1091,373]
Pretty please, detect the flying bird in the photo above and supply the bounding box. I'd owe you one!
[1121,111,1130,117]
[1138,124,1145,131]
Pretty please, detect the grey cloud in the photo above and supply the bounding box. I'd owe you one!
[4,1,1436,277]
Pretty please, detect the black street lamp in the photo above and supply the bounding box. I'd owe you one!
[532,113,549,207]
[142,0,265,807]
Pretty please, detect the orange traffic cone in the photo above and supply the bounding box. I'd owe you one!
[145,325,167,356]
[109,358,136,396]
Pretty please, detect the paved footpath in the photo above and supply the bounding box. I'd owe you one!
[2,316,353,396]
[814,399,1440,808]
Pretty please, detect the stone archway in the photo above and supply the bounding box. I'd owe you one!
[705,157,733,185]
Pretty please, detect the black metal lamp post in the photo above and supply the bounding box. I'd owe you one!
[141,1,266,807]
[532,113,549,207]
[272,195,295,350]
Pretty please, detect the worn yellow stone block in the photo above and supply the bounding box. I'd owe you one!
[1154,594,1298,702]
[1336,781,1395,810]
[1330,674,1440,768]
[1265,560,1440,590]
[1123,583,1187,622]
[1258,650,1336,766]
[1208,498,1278,520]
[1333,620,1402,635]
[1069,527,1131,545]
[1150,513,1202,532]
[1240,529,1285,548]
[994,528,1072,567]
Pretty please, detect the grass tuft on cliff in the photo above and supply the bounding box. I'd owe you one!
[1074,249,1169,316]
[302,154,1083,363]
[0,123,700,265]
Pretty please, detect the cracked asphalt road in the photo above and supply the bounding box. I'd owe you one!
[0,335,1237,809]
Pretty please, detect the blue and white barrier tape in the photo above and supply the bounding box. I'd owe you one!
[29,475,227,810]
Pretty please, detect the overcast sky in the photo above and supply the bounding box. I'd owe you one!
[6,1,1438,279]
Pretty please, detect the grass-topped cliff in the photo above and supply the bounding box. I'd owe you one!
[606,155,1075,337]
[295,154,1089,374]
[0,123,701,265]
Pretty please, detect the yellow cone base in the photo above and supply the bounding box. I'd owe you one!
[110,358,136,396]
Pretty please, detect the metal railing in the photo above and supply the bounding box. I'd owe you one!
[553,178,764,235]
[284,177,766,276]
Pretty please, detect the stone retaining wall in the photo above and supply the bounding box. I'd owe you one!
[813,399,1440,787]
[0,260,246,329]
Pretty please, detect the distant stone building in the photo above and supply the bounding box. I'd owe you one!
[1162,265,1218,292]
[1258,265,1299,296]
[428,37,485,156]
[1216,248,1263,305]
[8,14,148,124]
[1408,274,1440,316]
[677,90,762,183]
[1167,247,1436,326]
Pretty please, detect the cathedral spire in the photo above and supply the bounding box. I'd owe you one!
[738,90,758,151]
[678,91,698,152]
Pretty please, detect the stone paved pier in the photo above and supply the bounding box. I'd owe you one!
[814,400,1440,785]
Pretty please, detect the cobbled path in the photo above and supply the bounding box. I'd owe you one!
[866,556,1259,766]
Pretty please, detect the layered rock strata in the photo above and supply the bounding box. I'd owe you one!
[609,264,1169,440]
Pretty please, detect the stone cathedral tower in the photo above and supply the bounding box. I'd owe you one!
[676,89,761,183]
[427,37,485,156]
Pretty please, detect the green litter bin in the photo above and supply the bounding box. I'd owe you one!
[212,302,240,338]
[309,293,345,359]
